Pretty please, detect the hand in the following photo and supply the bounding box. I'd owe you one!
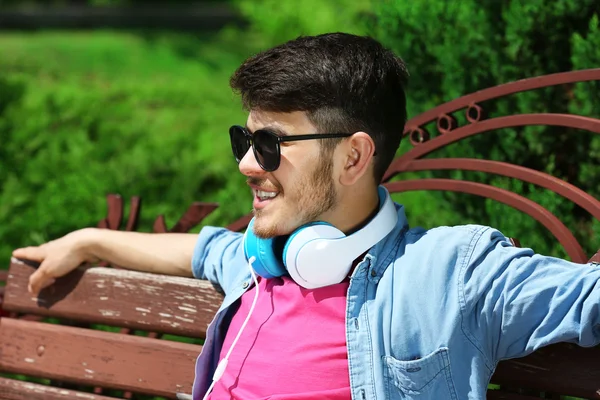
[12,228,99,296]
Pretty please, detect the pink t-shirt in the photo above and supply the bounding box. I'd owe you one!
[207,276,351,399]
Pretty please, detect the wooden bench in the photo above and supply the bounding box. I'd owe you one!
[1,68,599,400]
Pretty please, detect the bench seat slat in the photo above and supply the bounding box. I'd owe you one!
[0,377,118,400]
[491,342,600,399]
[4,260,223,337]
[0,318,201,397]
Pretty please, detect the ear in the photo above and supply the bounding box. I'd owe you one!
[339,132,376,186]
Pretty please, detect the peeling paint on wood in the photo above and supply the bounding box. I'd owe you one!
[0,376,113,399]
[98,310,121,317]
[0,318,201,397]
[4,261,224,337]
[2,260,215,398]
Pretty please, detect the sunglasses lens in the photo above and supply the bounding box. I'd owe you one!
[229,126,250,162]
[253,130,280,171]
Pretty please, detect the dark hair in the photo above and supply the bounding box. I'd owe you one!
[230,32,409,182]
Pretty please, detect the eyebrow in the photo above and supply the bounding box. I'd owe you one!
[245,124,290,137]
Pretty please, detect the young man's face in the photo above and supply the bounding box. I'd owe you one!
[239,110,340,238]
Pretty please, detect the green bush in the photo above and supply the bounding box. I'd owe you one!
[369,0,600,259]
[0,1,371,264]
[0,0,598,268]
[0,31,252,261]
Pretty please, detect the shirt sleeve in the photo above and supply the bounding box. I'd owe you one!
[460,226,600,364]
[190,226,246,294]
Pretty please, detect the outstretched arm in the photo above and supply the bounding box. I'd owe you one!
[462,228,600,364]
[13,228,198,295]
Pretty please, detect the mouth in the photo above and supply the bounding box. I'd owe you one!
[251,186,280,210]
[254,189,279,200]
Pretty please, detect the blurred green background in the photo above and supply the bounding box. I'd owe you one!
[1,0,599,269]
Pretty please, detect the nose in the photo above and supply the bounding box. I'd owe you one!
[238,148,265,177]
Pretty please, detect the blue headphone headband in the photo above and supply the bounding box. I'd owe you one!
[243,186,398,288]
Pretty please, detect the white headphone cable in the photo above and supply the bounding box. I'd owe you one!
[202,256,260,400]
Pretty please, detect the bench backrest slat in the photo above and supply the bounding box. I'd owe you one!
[4,260,222,338]
[0,377,117,400]
[492,342,600,398]
[0,317,200,397]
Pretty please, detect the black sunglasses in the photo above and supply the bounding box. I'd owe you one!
[229,125,354,171]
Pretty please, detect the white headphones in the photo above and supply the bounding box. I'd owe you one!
[243,186,397,289]
[201,186,398,399]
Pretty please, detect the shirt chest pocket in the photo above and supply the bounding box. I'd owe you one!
[383,347,458,400]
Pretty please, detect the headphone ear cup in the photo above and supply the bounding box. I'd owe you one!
[283,222,347,288]
[282,221,336,267]
[244,219,287,278]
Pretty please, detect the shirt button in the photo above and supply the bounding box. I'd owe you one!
[242,281,250,289]
[371,269,377,277]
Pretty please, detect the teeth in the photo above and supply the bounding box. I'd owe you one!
[256,190,278,199]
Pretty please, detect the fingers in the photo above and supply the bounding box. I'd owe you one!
[12,246,46,262]
[28,263,56,296]
[14,241,84,296]
[12,246,51,295]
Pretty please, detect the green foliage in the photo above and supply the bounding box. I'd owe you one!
[0,0,598,268]
[235,0,371,46]
[370,0,600,259]
[0,0,375,264]
[0,31,253,261]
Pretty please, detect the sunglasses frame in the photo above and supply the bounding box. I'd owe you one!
[229,125,354,171]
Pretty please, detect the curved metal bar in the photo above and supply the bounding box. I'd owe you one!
[387,158,600,222]
[125,196,141,232]
[388,114,600,173]
[153,214,168,233]
[384,179,588,263]
[105,194,123,230]
[403,69,600,132]
[170,202,219,233]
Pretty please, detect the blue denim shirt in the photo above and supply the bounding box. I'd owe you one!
[190,204,600,399]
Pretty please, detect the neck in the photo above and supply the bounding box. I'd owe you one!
[330,186,380,235]
[339,186,381,276]
[317,184,382,278]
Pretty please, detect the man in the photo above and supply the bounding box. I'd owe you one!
[13,33,600,400]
